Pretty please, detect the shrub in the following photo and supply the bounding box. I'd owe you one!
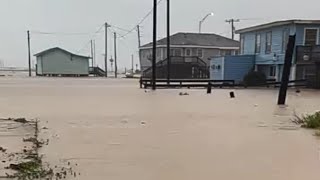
[243,71,267,86]
[301,112,320,129]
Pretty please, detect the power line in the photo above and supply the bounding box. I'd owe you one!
[119,0,164,38]
[76,24,105,53]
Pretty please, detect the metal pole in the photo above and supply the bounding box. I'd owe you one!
[152,0,157,90]
[27,30,31,77]
[105,23,108,77]
[114,32,118,78]
[277,35,296,105]
[167,0,171,84]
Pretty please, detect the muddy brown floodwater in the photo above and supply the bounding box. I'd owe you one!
[0,77,320,180]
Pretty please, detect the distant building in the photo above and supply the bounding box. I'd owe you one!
[35,47,90,76]
[139,32,240,79]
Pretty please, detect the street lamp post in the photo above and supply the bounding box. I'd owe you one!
[199,12,214,33]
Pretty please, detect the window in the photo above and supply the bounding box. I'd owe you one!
[185,49,191,56]
[240,35,245,54]
[170,49,182,56]
[197,49,203,58]
[282,29,289,52]
[175,49,182,56]
[269,66,276,77]
[255,33,261,53]
[265,32,272,54]
[304,29,318,46]
[225,50,232,56]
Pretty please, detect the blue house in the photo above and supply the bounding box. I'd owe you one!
[235,19,320,82]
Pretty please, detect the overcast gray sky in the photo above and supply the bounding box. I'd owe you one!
[1,0,320,69]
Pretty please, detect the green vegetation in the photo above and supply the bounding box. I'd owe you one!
[8,156,53,180]
[300,112,320,129]
[243,70,267,86]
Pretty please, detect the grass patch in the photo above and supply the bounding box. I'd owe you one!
[7,157,53,179]
[293,111,320,129]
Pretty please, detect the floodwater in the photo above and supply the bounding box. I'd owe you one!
[0,77,320,180]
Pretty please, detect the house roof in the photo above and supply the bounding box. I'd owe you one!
[140,32,240,49]
[236,19,320,34]
[34,47,91,59]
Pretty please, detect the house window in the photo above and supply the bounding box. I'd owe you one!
[197,49,203,58]
[240,35,245,54]
[185,49,192,56]
[225,50,232,56]
[170,49,182,56]
[265,32,272,54]
[304,28,318,46]
[255,33,261,54]
[282,29,289,52]
[269,66,276,77]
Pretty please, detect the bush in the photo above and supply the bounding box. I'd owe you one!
[243,71,267,86]
[301,112,320,129]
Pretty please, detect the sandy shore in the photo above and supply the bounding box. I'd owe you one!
[0,77,320,180]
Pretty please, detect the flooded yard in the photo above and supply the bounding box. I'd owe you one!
[0,77,320,179]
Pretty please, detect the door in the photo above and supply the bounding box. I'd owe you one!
[304,28,319,46]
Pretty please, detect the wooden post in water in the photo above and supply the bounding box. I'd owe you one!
[277,35,296,105]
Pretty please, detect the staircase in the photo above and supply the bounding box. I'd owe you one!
[89,67,106,77]
[142,56,209,79]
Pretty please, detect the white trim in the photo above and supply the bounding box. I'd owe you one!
[236,20,320,34]
[140,45,239,50]
[303,28,319,45]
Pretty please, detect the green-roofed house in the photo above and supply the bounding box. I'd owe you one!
[35,47,90,76]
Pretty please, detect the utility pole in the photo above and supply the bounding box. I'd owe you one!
[90,40,94,67]
[137,25,142,72]
[105,23,109,77]
[166,0,171,84]
[114,32,118,78]
[93,40,96,67]
[27,30,31,77]
[226,19,240,40]
[131,54,134,72]
[152,0,158,90]
[277,35,296,105]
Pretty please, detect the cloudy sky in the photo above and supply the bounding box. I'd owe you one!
[1,0,319,70]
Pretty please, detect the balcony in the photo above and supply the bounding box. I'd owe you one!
[296,45,320,64]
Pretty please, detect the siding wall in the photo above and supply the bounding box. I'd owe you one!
[210,57,224,80]
[37,56,42,74]
[139,47,235,71]
[241,25,294,65]
[224,55,255,82]
[38,50,89,75]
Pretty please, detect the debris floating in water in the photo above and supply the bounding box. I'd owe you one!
[230,91,235,98]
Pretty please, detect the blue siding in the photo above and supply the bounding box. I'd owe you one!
[210,57,224,80]
[255,25,292,65]
[224,55,255,82]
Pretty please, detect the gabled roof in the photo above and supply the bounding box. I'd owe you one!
[140,32,240,49]
[236,19,320,34]
[34,47,91,59]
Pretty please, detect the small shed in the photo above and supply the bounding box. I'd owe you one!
[210,55,255,83]
[35,47,90,76]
